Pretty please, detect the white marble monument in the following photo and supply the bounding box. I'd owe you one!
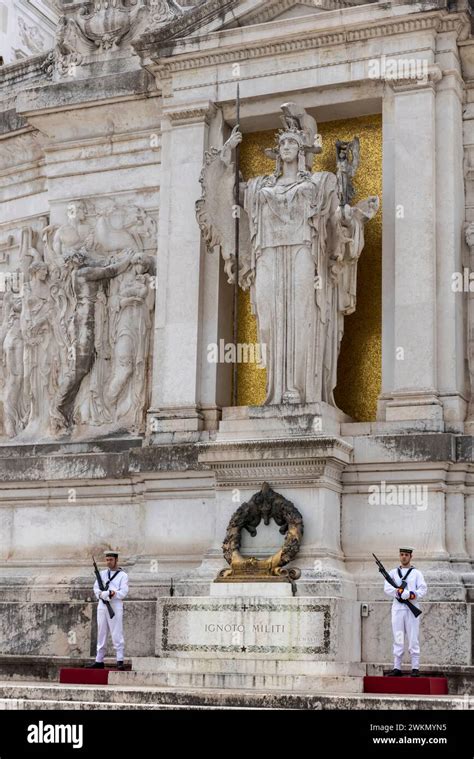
[0,0,472,698]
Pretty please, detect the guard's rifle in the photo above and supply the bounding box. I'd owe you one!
[372,553,422,618]
[92,556,115,619]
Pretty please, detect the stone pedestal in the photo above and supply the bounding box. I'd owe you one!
[117,582,366,695]
[155,584,360,663]
[197,434,354,591]
[218,402,350,440]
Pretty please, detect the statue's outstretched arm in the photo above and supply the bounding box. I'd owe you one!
[81,252,133,281]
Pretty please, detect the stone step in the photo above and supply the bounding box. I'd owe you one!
[0,681,467,711]
[0,656,132,682]
[130,656,367,677]
[109,669,364,693]
[0,698,259,711]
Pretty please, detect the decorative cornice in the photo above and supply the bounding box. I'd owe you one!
[0,54,47,93]
[139,11,467,75]
[164,101,218,124]
[438,14,471,40]
[236,0,360,28]
[198,436,353,488]
[199,435,353,453]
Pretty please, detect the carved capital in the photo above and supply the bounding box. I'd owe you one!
[165,101,219,126]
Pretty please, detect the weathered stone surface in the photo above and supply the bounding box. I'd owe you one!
[0,681,470,710]
[0,602,91,657]
[362,602,471,666]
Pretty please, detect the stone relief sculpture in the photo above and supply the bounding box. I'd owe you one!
[336,137,360,208]
[0,294,26,438]
[106,253,155,430]
[17,17,47,57]
[0,202,157,441]
[42,0,192,79]
[197,102,379,408]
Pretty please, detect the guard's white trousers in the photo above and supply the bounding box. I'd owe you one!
[391,604,420,669]
[95,605,125,662]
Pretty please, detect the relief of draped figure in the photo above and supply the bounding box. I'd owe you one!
[0,201,157,441]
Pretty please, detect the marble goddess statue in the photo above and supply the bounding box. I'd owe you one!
[197,102,379,408]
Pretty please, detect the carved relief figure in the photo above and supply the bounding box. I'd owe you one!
[336,137,360,208]
[20,261,59,440]
[197,102,379,407]
[0,294,26,437]
[44,201,93,266]
[50,249,136,434]
[106,253,156,432]
[0,202,157,442]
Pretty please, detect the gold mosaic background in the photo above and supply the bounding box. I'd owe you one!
[236,114,382,422]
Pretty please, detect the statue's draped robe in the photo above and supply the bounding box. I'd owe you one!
[198,147,379,410]
[245,171,362,405]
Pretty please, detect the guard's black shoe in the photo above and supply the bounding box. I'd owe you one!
[388,668,402,677]
[85,662,104,669]
[411,669,420,677]
[116,661,125,671]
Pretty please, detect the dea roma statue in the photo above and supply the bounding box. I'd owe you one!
[197,103,379,407]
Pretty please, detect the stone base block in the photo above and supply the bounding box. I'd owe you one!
[111,666,364,694]
[210,582,294,597]
[156,595,360,661]
[381,393,444,422]
[218,402,350,439]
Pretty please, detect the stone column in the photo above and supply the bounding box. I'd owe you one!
[379,70,444,426]
[379,85,396,409]
[435,65,466,428]
[148,102,216,439]
[464,100,474,430]
[445,468,470,564]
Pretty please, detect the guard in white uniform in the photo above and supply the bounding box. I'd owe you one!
[384,547,427,677]
[87,550,129,670]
